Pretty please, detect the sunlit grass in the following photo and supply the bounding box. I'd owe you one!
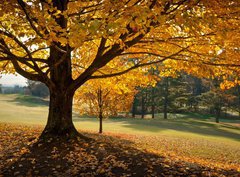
[0,94,47,125]
[0,93,239,169]
[0,94,239,141]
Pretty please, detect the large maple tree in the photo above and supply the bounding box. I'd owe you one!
[0,0,239,138]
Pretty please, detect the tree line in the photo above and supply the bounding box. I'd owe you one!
[0,81,49,98]
[132,74,240,122]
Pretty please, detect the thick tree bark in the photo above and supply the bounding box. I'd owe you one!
[38,0,80,139]
[40,90,79,138]
[39,41,77,139]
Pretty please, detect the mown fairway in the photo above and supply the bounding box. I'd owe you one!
[0,94,240,171]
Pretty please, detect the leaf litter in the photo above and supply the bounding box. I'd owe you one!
[0,123,239,176]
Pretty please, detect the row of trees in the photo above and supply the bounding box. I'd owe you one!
[73,71,240,134]
[0,81,49,98]
[133,74,240,122]
[0,84,24,94]
[26,80,49,98]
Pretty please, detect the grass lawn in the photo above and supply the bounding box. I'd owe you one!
[0,94,240,173]
[0,94,48,125]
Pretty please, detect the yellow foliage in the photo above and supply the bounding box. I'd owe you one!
[0,0,239,90]
[74,63,155,117]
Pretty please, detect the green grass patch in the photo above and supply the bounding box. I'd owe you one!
[10,94,49,107]
[0,94,239,171]
[0,94,239,142]
[0,94,48,125]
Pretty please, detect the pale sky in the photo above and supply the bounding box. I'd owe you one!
[0,74,27,86]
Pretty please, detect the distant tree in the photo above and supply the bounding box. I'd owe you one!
[133,86,156,119]
[151,87,156,119]
[197,78,234,123]
[198,90,226,123]
[140,88,148,119]
[0,84,2,94]
[162,77,169,119]
[225,85,240,117]
[131,96,137,118]
[236,86,240,117]
[27,80,49,98]
[13,85,24,94]
[155,75,191,117]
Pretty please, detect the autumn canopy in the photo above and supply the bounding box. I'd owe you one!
[0,0,239,138]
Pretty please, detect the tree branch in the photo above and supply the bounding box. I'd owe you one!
[90,47,188,79]
[0,30,50,79]
[17,0,48,37]
[11,59,44,82]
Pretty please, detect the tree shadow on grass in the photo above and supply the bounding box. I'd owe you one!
[7,95,49,107]
[122,119,240,141]
[73,117,240,141]
[1,133,239,177]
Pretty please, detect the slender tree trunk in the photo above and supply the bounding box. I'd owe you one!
[216,115,220,123]
[141,95,145,119]
[224,108,227,118]
[163,77,169,119]
[151,87,155,119]
[97,88,103,134]
[99,111,103,134]
[193,77,202,95]
[216,108,220,123]
[41,90,78,138]
[132,96,136,118]
[151,104,155,119]
[238,85,240,117]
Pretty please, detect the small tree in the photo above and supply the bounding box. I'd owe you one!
[75,69,153,133]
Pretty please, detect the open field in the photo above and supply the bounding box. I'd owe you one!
[0,94,240,174]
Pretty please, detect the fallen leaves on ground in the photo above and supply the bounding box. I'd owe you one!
[0,123,239,176]
[106,132,240,171]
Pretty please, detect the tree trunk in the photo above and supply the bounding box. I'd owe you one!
[224,108,227,118]
[151,104,155,119]
[215,108,220,123]
[97,88,103,134]
[163,77,169,119]
[141,95,145,119]
[99,112,103,134]
[193,77,202,95]
[151,87,155,119]
[238,85,240,117]
[216,115,220,123]
[132,96,136,118]
[41,90,79,138]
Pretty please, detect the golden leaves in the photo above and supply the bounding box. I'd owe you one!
[0,0,239,90]
[74,59,155,117]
